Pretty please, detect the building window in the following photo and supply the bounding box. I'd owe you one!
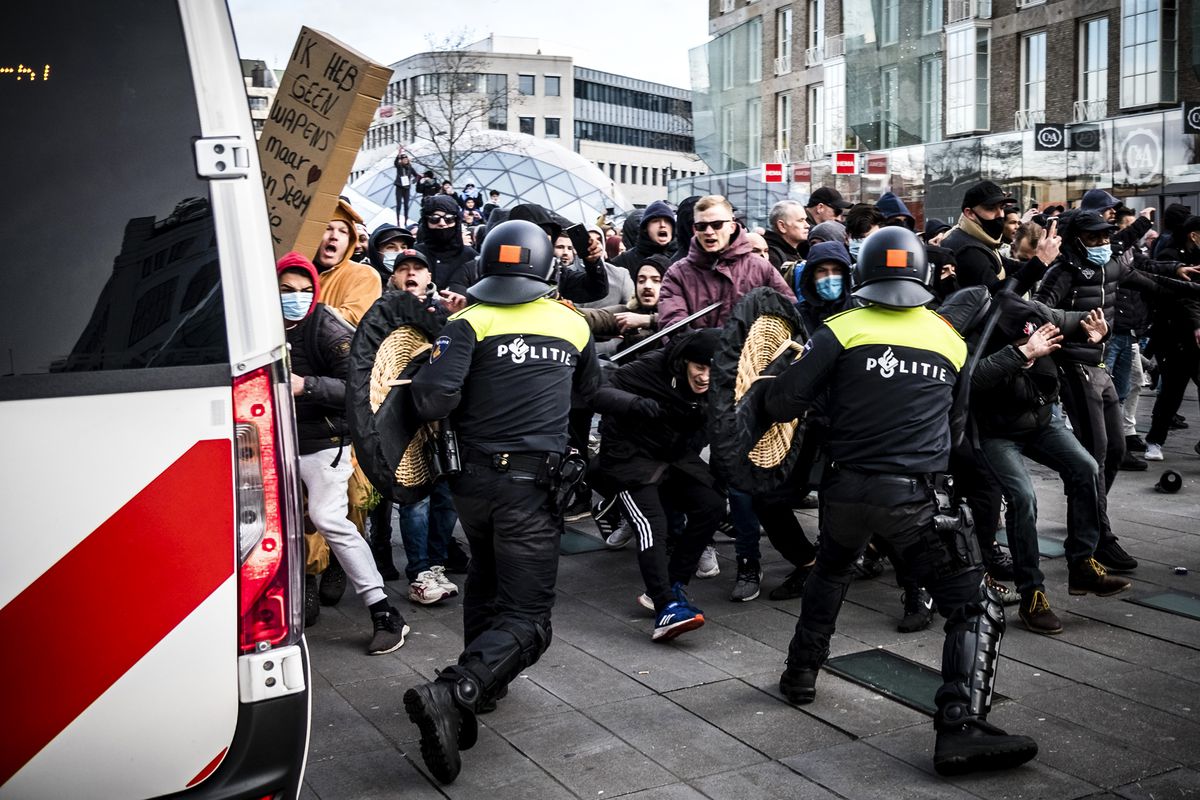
[880,66,899,148]
[545,75,561,96]
[807,84,824,148]
[747,98,762,166]
[620,164,627,183]
[519,116,534,135]
[880,0,900,46]
[922,0,943,33]
[544,117,560,138]
[749,17,763,83]
[642,166,649,184]
[946,24,990,135]
[1020,31,1047,124]
[721,105,737,170]
[1079,16,1109,118]
[776,92,792,157]
[808,0,824,53]
[1120,0,1176,108]
[778,7,793,65]
[920,56,943,142]
[652,167,659,185]
[722,30,736,90]
[518,74,535,95]
[609,163,616,180]
[823,59,845,151]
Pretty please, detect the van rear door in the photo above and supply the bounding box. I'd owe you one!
[0,2,305,798]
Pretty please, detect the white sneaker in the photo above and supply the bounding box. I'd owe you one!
[695,545,720,579]
[1144,443,1164,461]
[429,565,458,597]
[637,592,655,612]
[605,521,635,549]
[408,570,449,605]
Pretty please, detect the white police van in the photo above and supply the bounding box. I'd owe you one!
[0,2,310,797]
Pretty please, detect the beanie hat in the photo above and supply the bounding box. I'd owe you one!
[808,220,847,245]
[641,200,676,229]
[1079,189,1121,213]
[677,327,722,366]
[637,253,671,277]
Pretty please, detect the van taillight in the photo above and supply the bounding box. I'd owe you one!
[233,368,289,652]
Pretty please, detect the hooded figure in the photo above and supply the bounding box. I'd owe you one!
[367,223,417,288]
[807,220,847,246]
[620,210,643,250]
[1079,189,1121,216]
[672,196,702,264]
[797,241,855,335]
[611,200,677,275]
[876,192,916,230]
[415,194,476,294]
[315,198,382,326]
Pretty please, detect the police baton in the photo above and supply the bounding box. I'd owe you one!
[608,302,723,363]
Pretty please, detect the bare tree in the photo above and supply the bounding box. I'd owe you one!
[404,31,522,186]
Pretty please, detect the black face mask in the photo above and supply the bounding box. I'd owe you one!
[427,225,458,247]
[978,215,1006,240]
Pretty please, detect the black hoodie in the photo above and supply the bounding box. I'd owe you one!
[415,195,475,294]
[611,200,677,275]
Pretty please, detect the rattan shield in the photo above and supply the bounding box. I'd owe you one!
[709,287,808,492]
[347,291,443,504]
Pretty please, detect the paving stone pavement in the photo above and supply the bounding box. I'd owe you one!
[301,388,1200,799]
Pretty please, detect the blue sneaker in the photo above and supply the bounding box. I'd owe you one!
[652,583,705,641]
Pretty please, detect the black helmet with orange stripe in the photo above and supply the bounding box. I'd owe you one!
[469,219,556,305]
[851,226,934,308]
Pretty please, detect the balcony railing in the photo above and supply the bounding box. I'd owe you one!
[774,54,792,76]
[804,46,822,67]
[773,147,793,163]
[824,34,845,59]
[719,0,735,12]
[1015,108,1045,130]
[803,143,825,161]
[947,0,991,23]
[1072,99,1107,122]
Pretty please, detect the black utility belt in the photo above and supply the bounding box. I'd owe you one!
[464,449,557,474]
[829,462,936,481]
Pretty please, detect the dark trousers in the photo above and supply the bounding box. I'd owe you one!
[1058,361,1123,544]
[1147,339,1200,446]
[395,184,412,223]
[788,468,990,720]
[619,468,724,611]
[447,464,559,696]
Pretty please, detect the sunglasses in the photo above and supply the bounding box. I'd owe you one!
[426,213,457,224]
[692,219,732,232]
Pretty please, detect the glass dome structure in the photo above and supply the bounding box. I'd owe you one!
[349,130,628,227]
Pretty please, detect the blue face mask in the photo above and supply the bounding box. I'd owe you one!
[380,251,400,272]
[815,275,843,301]
[847,238,864,260]
[280,292,313,321]
[1084,244,1112,266]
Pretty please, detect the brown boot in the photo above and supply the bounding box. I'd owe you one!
[1068,557,1132,597]
[1018,589,1063,635]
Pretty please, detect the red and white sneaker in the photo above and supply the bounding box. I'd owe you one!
[408,570,449,605]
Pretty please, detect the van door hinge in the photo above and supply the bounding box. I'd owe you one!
[194,136,252,179]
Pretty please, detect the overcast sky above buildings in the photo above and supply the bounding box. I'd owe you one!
[228,0,711,90]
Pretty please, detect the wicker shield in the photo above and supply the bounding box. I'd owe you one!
[709,287,808,493]
[347,291,443,504]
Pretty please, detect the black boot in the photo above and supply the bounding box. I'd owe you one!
[403,682,469,784]
[934,580,1037,776]
[318,553,347,606]
[779,665,818,704]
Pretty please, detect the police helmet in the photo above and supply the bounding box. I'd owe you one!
[469,219,556,305]
[851,226,934,308]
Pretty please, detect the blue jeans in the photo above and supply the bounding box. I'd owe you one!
[728,487,761,561]
[397,480,458,582]
[980,417,1102,596]
[1104,333,1135,402]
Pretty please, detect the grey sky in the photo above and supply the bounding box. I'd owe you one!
[227,0,710,90]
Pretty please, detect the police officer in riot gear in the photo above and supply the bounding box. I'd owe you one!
[402,219,622,784]
[756,226,1038,776]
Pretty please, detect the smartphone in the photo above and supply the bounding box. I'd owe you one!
[564,223,591,256]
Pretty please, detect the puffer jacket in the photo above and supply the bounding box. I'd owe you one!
[287,304,355,455]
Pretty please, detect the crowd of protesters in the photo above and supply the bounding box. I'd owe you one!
[282,145,1200,781]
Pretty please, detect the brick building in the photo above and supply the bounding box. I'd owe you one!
[681,0,1199,227]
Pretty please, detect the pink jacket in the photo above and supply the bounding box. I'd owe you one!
[658,226,796,330]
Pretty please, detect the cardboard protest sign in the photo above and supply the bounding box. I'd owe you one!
[259,27,390,261]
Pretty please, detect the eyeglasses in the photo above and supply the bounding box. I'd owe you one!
[426,213,456,224]
[692,219,732,232]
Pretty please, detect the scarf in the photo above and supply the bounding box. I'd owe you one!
[953,216,1006,280]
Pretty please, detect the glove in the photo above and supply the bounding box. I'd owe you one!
[632,397,666,418]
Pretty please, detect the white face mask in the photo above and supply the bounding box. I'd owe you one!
[280,292,313,320]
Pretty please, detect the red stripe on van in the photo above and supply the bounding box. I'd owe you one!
[0,439,234,788]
